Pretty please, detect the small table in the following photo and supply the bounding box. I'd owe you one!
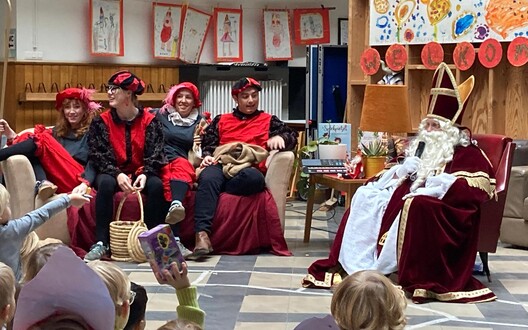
[304,174,367,243]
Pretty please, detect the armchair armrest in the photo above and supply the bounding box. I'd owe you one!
[0,155,37,218]
[265,151,295,231]
[504,166,528,220]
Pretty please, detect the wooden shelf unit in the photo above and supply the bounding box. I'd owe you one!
[19,92,167,103]
[346,1,528,141]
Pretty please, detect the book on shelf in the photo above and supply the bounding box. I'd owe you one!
[317,123,352,157]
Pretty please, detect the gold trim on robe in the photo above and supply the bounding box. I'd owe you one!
[451,170,496,198]
[413,287,496,303]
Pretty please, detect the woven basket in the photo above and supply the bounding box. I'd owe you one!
[109,191,147,262]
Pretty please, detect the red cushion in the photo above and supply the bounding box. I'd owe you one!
[111,190,291,256]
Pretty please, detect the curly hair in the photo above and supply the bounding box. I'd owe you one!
[54,98,96,139]
[331,270,407,330]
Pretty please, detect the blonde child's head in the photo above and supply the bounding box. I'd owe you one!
[87,260,132,329]
[23,242,65,283]
[0,184,11,225]
[0,262,16,325]
[330,270,407,330]
[157,319,203,330]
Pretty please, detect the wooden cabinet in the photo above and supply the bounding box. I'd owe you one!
[346,1,528,145]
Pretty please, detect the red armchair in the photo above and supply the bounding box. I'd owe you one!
[472,134,515,281]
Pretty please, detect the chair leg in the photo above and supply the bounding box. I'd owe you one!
[479,251,491,282]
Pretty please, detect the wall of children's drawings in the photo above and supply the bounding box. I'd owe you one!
[370,0,528,45]
[11,0,346,66]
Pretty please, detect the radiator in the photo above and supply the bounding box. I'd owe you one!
[199,80,283,119]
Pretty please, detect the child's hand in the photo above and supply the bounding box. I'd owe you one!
[155,262,191,290]
[68,193,92,208]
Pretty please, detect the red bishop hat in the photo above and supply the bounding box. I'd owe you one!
[426,62,475,125]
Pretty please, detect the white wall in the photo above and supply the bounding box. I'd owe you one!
[12,0,347,66]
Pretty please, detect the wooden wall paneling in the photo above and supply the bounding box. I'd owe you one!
[42,65,53,125]
[504,64,528,139]
[406,68,433,130]
[4,65,16,127]
[458,65,490,134]
[23,65,35,130]
[33,65,45,126]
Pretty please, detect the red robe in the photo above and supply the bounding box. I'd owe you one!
[303,144,497,303]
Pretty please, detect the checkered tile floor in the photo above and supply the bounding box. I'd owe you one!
[118,201,528,329]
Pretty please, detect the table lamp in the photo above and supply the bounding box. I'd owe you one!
[359,84,412,177]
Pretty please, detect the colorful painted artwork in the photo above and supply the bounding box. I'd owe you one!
[179,7,211,64]
[263,9,292,61]
[152,3,183,60]
[90,0,123,56]
[370,0,528,45]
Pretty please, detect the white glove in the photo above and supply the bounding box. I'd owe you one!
[425,172,457,189]
[403,185,446,200]
[395,156,421,178]
[403,173,457,200]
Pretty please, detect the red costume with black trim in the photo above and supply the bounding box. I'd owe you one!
[99,110,154,175]
[217,112,271,172]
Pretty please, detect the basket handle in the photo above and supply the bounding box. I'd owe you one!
[115,191,144,224]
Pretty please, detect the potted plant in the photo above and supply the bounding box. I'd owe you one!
[359,131,388,178]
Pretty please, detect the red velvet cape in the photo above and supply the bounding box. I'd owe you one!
[304,144,497,303]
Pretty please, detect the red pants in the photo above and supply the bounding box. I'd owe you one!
[159,157,196,201]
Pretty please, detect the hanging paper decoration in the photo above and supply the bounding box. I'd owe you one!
[263,9,293,61]
[213,7,243,62]
[421,42,444,69]
[453,42,475,71]
[385,43,407,72]
[152,3,184,60]
[507,36,528,67]
[478,38,502,69]
[360,48,381,76]
[293,8,330,45]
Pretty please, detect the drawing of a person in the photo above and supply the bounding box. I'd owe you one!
[220,14,233,56]
[271,13,283,48]
[160,7,173,51]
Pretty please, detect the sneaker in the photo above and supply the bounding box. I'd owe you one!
[175,237,193,259]
[84,241,108,262]
[35,180,58,200]
[165,200,185,225]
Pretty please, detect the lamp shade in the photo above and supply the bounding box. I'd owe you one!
[359,84,412,133]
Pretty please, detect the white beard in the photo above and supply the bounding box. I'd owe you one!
[408,129,457,191]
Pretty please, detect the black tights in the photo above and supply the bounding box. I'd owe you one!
[93,173,169,245]
[0,138,46,180]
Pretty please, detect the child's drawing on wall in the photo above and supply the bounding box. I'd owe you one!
[153,4,182,59]
[220,15,234,56]
[301,14,323,40]
[214,9,243,62]
[179,7,211,64]
[90,0,122,56]
[264,10,292,61]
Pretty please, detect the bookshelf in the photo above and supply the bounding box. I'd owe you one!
[346,0,528,147]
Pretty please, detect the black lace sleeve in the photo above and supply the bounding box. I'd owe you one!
[143,117,167,176]
[87,116,121,177]
[201,114,222,157]
[269,115,298,151]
